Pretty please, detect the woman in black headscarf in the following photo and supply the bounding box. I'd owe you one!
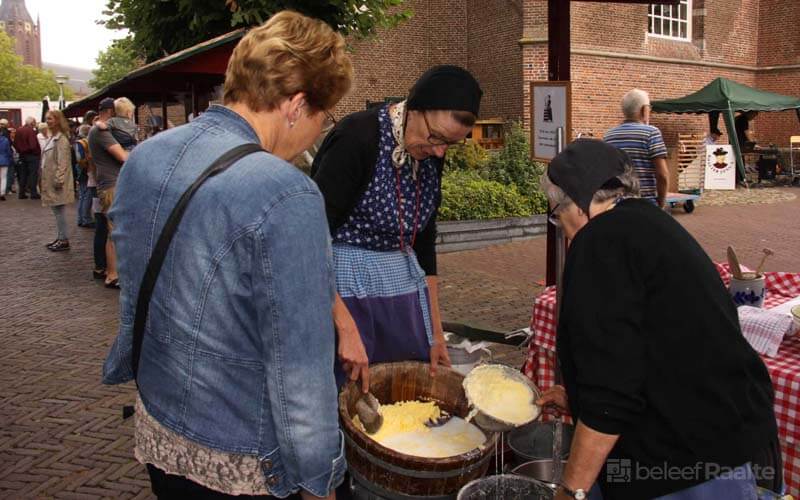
[312,66,482,392]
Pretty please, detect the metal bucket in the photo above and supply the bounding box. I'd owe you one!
[457,474,554,500]
[507,421,574,465]
[512,460,569,490]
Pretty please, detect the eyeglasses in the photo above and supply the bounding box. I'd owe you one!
[323,110,337,130]
[548,203,563,227]
[421,112,466,147]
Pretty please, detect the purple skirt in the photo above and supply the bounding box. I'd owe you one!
[332,244,432,386]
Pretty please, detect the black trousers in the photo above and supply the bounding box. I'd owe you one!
[146,464,303,500]
[18,154,39,197]
[93,210,108,271]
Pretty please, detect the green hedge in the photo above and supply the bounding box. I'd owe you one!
[439,122,548,221]
[439,171,536,221]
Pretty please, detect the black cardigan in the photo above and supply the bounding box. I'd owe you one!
[310,107,442,275]
[558,198,777,499]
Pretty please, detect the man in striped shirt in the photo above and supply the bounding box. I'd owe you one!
[604,89,669,207]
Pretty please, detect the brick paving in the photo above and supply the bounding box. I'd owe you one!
[1,187,799,498]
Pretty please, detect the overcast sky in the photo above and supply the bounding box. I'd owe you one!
[25,0,127,69]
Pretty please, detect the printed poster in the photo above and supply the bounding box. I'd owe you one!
[531,82,570,162]
[705,144,736,190]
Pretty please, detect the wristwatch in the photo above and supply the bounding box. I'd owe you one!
[559,484,587,500]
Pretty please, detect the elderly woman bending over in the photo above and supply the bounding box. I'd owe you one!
[538,140,781,500]
[102,11,353,499]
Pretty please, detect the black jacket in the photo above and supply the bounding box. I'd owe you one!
[558,198,777,499]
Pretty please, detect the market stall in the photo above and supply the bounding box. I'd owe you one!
[524,263,800,497]
[651,77,800,184]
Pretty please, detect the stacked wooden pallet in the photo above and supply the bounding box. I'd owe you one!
[677,134,705,191]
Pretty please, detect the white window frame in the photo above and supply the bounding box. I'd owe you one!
[648,0,692,41]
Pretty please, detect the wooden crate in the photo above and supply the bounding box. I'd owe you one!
[677,134,705,191]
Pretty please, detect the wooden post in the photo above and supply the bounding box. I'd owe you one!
[544,0,681,286]
[545,0,571,286]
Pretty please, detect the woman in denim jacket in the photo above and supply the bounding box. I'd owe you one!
[102,11,353,500]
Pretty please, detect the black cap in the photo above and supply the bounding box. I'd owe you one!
[407,65,482,116]
[98,97,115,111]
[547,139,630,215]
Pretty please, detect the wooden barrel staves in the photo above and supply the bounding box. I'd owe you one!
[339,361,499,499]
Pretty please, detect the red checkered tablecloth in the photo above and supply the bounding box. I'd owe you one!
[523,263,800,496]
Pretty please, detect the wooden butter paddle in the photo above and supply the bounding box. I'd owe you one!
[727,246,744,279]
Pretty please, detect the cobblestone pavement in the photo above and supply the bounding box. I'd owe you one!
[2,187,799,498]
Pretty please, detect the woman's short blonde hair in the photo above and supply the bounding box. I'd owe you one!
[115,97,135,119]
[223,10,353,113]
[46,110,69,136]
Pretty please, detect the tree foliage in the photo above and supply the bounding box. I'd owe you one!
[100,0,413,62]
[89,38,142,90]
[0,31,74,101]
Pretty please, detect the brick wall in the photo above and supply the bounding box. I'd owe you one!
[466,0,524,120]
[520,0,799,153]
[336,0,468,119]
[569,53,755,146]
[569,0,761,65]
[754,71,800,146]
[338,0,524,122]
[757,0,800,66]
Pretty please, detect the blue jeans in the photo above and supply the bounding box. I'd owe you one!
[77,178,92,225]
[4,162,13,193]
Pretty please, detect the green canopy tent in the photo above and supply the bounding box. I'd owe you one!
[651,77,800,182]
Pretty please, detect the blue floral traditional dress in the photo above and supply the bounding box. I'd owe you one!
[331,103,439,385]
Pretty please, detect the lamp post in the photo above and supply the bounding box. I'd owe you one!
[55,75,69,110]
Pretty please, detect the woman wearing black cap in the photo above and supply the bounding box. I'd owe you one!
[312,65,483,392]
[537,139,781,500]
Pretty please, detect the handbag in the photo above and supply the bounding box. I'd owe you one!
[121,143,264,419]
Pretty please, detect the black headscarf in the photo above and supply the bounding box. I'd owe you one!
[547,139,631,215]
[407,65,482,116]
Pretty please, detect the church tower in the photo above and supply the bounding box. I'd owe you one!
[0,0,42,68]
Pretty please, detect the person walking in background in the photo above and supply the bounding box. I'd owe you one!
[40,110,74,252]
[74,124,94,227]
[604,89,669,208]
[37,122,49,152]
[13,117,41,199]
[0,118,15,196]
[0,119,13,201]
[88,98,128,289]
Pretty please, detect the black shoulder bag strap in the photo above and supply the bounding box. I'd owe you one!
[130,143,264,384]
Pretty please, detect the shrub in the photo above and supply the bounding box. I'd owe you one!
[438,122,549,219]
[484,121,549,215]
[439,170,535,221]
[444,141,491,173]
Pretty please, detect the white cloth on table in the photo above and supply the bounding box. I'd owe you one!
[738,306,795,357]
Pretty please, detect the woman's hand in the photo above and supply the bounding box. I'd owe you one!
[431,335,452,375]
[536,384,569,416]
[338,326,370,393]
[334,294,369,393]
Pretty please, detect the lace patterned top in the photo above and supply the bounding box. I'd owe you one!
[134,396,271,495]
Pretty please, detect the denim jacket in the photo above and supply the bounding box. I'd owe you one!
[0,134,13,166]
[102,105,345,497]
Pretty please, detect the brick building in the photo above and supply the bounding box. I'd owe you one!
[339,0,800,150]
[0,0,41,68]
